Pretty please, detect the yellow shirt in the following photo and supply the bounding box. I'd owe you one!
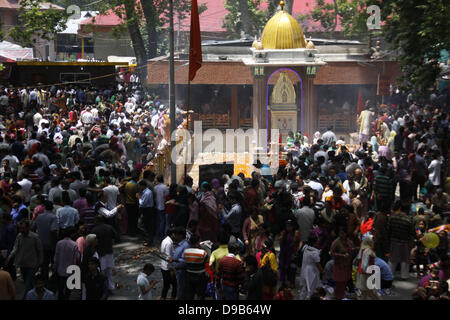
[209,245,241,272]
[125,181,137,204]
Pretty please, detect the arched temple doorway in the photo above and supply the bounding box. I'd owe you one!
[266,68,303,142]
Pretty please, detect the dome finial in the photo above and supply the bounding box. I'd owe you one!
[279,1,285,10]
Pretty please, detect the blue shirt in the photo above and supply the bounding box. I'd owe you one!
[25,288,55,300]
[55,205,79,229]
[139,187,154,208]
[172,239,190,270]
[222,203,242,234]
[10,204,27,225]
[337,172,348,183]
[375,257,394,281]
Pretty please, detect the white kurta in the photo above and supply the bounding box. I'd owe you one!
[299,245,322,300]
[359,110,373,135]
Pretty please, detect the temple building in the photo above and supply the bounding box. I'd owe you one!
[147,2,401,142]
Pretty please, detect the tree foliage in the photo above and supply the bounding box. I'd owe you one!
[382,0,450,92]
[8,0,69,47]
[309,0,449,92]
[309,0,373,39]
[223,0,268,38]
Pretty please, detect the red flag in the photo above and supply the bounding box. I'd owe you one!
[189,0,202,81]
[357,87,364,115]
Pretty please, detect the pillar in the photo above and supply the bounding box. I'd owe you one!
[231,85,238,129]
[303,76,316,138]
[252,77,266,131]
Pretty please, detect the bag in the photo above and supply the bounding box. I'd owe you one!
[205,282,215,297]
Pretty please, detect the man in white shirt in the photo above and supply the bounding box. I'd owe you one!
[137,263,157,300]
[428,151,441,187]
[154,175,169,241]
[102,178,120,210]
[306,172,324,199]
[81,108,94,125]
[18,174,33,204]
[124,98,135,114]
[156,134,168,154]
[160,227,176,300]
[33,112,43,127]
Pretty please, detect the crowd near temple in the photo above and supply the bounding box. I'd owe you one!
[0,1,448,301]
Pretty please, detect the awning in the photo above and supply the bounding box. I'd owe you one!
[0,41,34,61]
[0,55,16,63]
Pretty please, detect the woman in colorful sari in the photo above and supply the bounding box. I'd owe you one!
[330,228,354,300]
[198,182,218,242]
[242,207,265,256]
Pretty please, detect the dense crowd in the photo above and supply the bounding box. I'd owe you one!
[0,81,448,301]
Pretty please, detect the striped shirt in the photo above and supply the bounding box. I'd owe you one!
[388,212,415,243]
[217,254,245,288]
[184,248,208,273]
[373,173,393,199]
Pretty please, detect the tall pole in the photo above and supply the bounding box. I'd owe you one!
[169,0,176,184]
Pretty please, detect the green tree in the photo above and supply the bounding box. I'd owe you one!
[309,0,372,39]
[382,0,450,92]
[7,0,69,47]
[223,0,268,38]
[309,0,450,92]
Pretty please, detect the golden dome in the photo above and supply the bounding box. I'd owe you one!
[261,2,307,50]
[306,40,315,49]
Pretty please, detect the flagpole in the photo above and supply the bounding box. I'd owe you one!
[185,68,191,177]
[169,0,176,185]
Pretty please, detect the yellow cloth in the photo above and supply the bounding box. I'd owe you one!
[261,251,278,272]
[209,245,228,272]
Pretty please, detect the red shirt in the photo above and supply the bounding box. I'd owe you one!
[217,255,245,288]
[165,195,176,215]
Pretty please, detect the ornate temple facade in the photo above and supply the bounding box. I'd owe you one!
[147,3,401,142]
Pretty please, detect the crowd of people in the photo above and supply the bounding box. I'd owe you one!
[0,81,448,301]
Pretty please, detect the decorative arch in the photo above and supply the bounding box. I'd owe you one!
[266,68,304,137]
[271,71,296,105]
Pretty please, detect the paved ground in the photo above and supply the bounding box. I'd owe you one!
[108,236,417,300]
[12,235,417,300]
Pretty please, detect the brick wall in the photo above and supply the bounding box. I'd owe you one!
[314,61,401,85]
